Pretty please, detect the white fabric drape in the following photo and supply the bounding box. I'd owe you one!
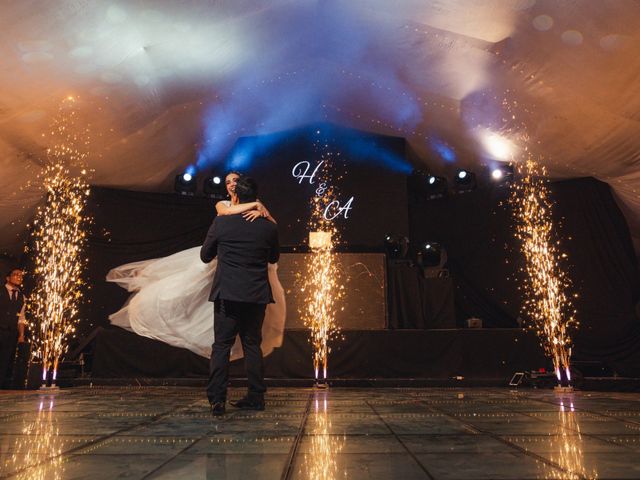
[107,247,286,360]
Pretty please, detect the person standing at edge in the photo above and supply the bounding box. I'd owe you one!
[0,269,26,388]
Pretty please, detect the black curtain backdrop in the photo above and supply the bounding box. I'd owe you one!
[82,186,216,337]
[553,179,640,376]
[92,326,546,379]
[81,176,640,378]
[386,265,456,329]
[408,177,640,376]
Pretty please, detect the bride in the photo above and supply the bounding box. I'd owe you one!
[106,172,286,361]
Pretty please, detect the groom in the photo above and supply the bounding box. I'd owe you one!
[200,176,279,416]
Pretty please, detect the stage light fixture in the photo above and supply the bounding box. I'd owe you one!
[490,163,515,186]
[454,169,477,193]
[203,174,227,200]
[410,169,448,201]
[425,174,448,198]
[384,234,409,261]
[417,242,442,267]
[174,172,197,195]
[416,241,449,278]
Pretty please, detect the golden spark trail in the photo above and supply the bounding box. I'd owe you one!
[299,154,344,384]
[28,97,91,385]
[511,157,577,385]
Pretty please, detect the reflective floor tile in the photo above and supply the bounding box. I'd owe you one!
[503,433,631,454]
[146,453,288,479]
[304,415,390,435]
[0,434,96,455]
[16,453,171,480]
[0,386,639,479]
[75,436,199,455]
[298,434,405,454]
[186,434,295,454]
[414,452,554,479]
[399,434,508,454]
[381,414,473,435]
[292,452,430,480]
[601,435,640,451]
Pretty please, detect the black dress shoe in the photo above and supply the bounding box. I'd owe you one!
[210,401,226,416]
[230,397,265,411]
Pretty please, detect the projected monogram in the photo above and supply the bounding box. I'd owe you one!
[291,160,354,219]
[291,160,324,185]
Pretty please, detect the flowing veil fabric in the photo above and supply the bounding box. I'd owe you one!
[106,246,286,361]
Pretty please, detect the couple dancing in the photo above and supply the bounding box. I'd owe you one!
[107,173,283,415]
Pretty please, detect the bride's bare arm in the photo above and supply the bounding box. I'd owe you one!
[243,201,277,224]
[215,201,260,216]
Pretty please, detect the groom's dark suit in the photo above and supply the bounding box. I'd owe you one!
[200,214,279,404]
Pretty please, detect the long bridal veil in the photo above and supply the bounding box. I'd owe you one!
[106,246,286,361]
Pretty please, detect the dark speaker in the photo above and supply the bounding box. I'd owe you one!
[278,253,387,329]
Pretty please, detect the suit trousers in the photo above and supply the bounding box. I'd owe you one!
[0,330,18,389]
[207,300,266,403]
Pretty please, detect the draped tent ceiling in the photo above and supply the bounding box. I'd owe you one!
[1,0,639,258]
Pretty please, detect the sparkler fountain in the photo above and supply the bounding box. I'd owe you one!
[28,97,91,388]
[511,156,577,389]
[299,152,345,387]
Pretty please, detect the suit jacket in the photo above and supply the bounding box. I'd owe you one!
[0,286,24,332]
[200,215,280,304]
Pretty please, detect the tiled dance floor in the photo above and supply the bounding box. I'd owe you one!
[1,386,639,479]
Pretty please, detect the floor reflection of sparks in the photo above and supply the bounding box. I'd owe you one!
[538,400,598,480]
[7,400,65,480]
[299,393,347,480]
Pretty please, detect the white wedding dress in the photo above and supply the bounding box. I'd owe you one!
[106,246,286,361]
